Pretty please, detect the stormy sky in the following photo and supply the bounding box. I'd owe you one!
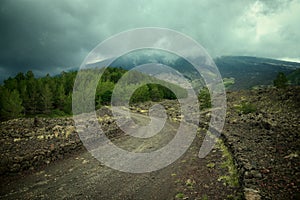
[0,0,299,81]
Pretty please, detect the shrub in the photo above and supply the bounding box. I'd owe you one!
[235,101,256,114]
[50,109,66,117]
[274,72,288,88]
[198,87,211,110]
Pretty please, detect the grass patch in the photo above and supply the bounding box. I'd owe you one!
[223,77,235,89]
[175,192,184,199]
[217,139,239,187]
[202,194,209,200]
[206,163,216,168]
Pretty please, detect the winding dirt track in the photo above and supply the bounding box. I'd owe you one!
[0,113,238,200]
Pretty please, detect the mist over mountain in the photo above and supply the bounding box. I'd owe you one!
[215,56,300,90]
[86,51,300,90]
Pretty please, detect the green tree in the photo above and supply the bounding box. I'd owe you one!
[95,81,115,107]
[100,90,113,105]
[236,101,256,114]
[0,89,24,120]
[25,71,39,114]
[63,93,72,114]
[149,85,163,101]
[130,85,150,103]
[55,84,66,110]
[3,77,17,91]
[40,84,53,114]
[198,87,211,110]
[159,85,176,99]
[274,72,288,88]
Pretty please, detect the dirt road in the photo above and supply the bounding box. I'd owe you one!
[1,112,239,199]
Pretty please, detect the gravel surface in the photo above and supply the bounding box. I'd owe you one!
[1,87,299,199]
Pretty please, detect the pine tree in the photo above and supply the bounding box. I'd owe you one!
[149,85,163,102]
[55,84,66,110]
[274,72,288,88]
[40,84,53,114]
[131,85,150,103]
[18,81,28,115]
[100,90,113,105]
[0,89,24,120]
[63,93,72,114]
[25,71,38,114]
[198,87,211,110]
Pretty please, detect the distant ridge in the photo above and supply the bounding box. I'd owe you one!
[214,56,300,90]
[85,55,300,90]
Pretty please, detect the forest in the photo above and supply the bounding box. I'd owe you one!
[0,67,191,121]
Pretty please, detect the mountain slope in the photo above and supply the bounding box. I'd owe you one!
[86,54,300,90]
[215,56,300,90]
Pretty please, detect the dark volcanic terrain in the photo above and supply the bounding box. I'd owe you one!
[0,87,299,199]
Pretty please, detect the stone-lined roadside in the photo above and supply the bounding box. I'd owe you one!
[223,87,300,200]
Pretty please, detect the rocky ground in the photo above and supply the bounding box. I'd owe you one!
[224,87,300,200]
[0,87,299,199]
[1,103,241,200]
[0,118,82,175]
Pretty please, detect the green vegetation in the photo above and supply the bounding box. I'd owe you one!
[235,101,256,114]
[287,68,300,85]
[206,162,215,168]
[198,87,212,110]
[110,69,186,105]
[273,72,288,88]
[202,195,208,200]
[226,194,242,200]
[0,88,24,119]
[217,139,239,187]
[129,83,178,104]
[223,77,235,89]
[175,192,184,199]
[0,67,187,120]
[0,70,76,120]
[214,56,296,90]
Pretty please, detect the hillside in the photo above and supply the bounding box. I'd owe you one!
[89,53,300,90]
[215,56,300,90]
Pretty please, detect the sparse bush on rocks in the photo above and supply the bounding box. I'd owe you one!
[235,101,256,114]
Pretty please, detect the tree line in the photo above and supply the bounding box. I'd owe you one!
[0,67,187,121]
[0,70,76,120]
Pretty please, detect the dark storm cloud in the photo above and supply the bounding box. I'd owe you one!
[0,0,299,80]
[0,0,97,73]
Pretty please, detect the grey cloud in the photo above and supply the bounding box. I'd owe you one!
[0,0,299,80]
